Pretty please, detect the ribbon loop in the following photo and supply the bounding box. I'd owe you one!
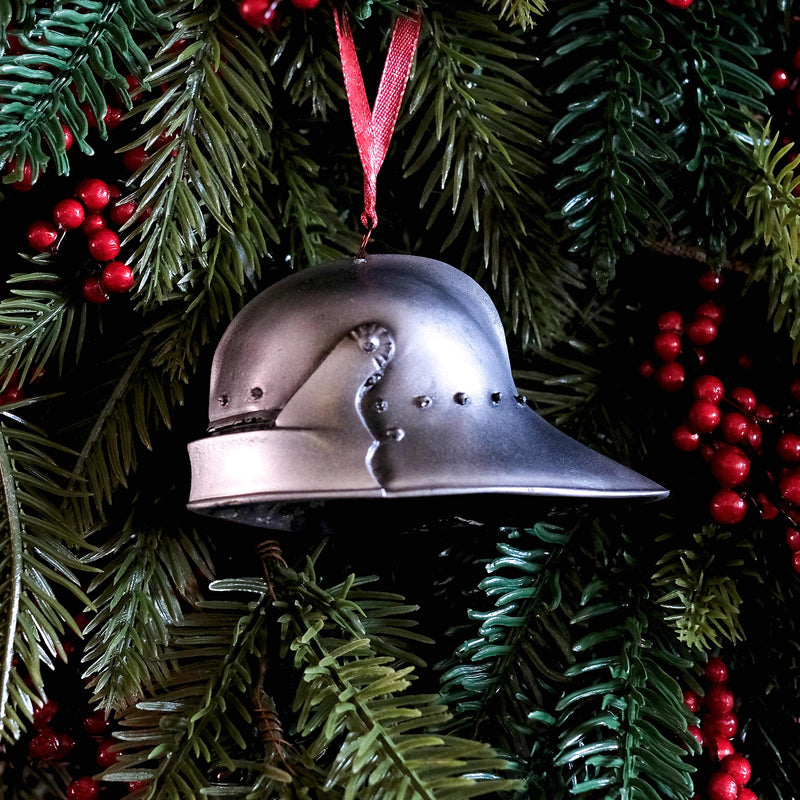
[333,6,421,237]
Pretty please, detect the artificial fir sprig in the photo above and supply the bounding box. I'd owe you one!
[404,4,582,349]
[554,577,698,800]
[438,523,576,794]
[0,0,159,179]
[480,0,546,30]
[661,2,770,265]
[81,522,214,712]
[123,0,273,307]
[0,411,91,740]
[543,0,677,289]
[652,524,748,651]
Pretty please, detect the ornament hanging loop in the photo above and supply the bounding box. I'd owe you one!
[356,221,374,261]
[332,5,421,256]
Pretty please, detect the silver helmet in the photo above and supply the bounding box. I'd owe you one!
[187,254,667,522]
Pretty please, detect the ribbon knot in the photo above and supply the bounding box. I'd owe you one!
[333,6,421,250]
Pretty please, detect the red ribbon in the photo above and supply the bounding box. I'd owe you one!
[333,6,421,246]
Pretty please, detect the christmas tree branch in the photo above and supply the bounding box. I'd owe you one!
[481,0,547,30]
[0,0,160,179]
[543,0,677,288]
[652,524,748,651]
[0,412,91,740]
[404,4,582,349]
[123,0,273,307]
[439,523,575,775]
[81,523,214,712]
[554,576,697,800]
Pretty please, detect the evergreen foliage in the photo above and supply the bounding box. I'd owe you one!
[404,4,582,348]
[0,411,90,740]
[0,0,161,179]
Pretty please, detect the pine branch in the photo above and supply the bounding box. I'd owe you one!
[481,0,546,30]
[81,522,214,712]
[554,577,698,800]
[543,0,678,288]
[102,597,271,799]
[122,0,274,307]
[438,523,575,780]
[652,524,748,652]
[61,338,182,528]
[404,4,582,349]
[0,0,161,179]
[0,411,90,741]
[0,273,86,386]
[660,2,769,264]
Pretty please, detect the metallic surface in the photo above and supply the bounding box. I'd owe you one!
[187,255,667,519]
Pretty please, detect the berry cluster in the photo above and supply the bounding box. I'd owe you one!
[15,616,125,800]
[640,268,800,573]
[24,178,136,305]
[684,658,756,800]
[238,0,320,30]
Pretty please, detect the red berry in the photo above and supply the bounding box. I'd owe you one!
[664,0,693,8]
[747,422,763,451]
[88,229,120,261]
[686,317,718,346]
[109,199,137,226]
[81,213,106,237]
[75,178,111,211]
[128,782,150,793]
[32,699,59,728]
[709,491,747,524]
[239,0,281,27]
[769,67,791,90]
[96,738,120,768]
[291,0,321,7]
[126,75,142,99]
[693,375,725,404]
[720,412,750,444]
[780,471,800,505]
[53,198,86,230]
[122,145,149,172]
[655,362,685,392]
[713,712,739,738]
[712,737,735,761]
[26,220,58,253]
[108,184,122,200]
[793,550,800,573]
[707,771,739,800]
[81,277,109,305]
[697,299,724,325]
[103,106,124,130]
[730,387,757,412]
[683,690,701,713]
[710,446,750,488]
[56,732,75,759]
[101,261,134,293]
[688,400,721,433]
[698,270,723,292]
[737,790,757,800]
[705,684,735,716]
[67,777,101,800]
[756,492,779,520]
[721,753,751,786]
[688,724,703,745]
[755,402,774,420]
[777,432,800,462]
[8,159,33,191]
[787,527,800,550]
[701,444,714,462]
[638,360,655,379]
[28,729,61,760]
[791,377,800,402]
[704,656,728,683]
[672,423,700,452]
[62,124,73,151]
[657,310,683,334]
[653,330,681,361]
[83,708,110,734]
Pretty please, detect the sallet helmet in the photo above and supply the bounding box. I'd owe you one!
[187,255,667,524]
